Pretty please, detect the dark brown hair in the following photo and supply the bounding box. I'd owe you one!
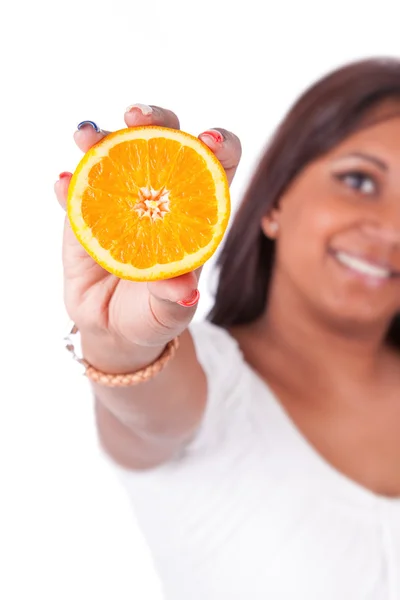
[209,57,400,349]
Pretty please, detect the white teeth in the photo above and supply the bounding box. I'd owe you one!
[335,251,391,279]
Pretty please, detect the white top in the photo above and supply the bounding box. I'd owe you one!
[111,321,400,600]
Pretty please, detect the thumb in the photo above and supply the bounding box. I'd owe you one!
[109,270,202,347]
[146,270,201,331]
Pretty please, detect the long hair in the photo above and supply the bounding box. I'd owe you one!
[209,58,400,348]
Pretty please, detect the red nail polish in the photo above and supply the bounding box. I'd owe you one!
[59,172,71,179]
[200,130,224,144]
[177,289,200,307]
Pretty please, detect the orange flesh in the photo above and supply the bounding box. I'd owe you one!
[81,138,218,270]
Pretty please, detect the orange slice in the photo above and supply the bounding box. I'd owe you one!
[67,126,230,281]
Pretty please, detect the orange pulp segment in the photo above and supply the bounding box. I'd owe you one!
[67,126,230,281]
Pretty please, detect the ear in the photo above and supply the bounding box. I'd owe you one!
[261,207,280,239]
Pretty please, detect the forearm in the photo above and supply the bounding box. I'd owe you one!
[82,328,207,443]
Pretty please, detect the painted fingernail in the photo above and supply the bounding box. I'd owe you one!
[177,289,200,307]
[59,172,71,179]
[77,120,101,133]
[125,103,153,116]
[199,129,224,144]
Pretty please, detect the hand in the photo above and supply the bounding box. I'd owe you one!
[55,105,242,370]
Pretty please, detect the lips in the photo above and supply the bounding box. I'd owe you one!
[331,250,400,280]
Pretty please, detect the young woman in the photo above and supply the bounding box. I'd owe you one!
[56,58,400,599]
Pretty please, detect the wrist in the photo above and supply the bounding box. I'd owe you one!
[80,330,166,375]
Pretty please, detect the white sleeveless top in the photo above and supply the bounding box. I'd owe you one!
[111,321,400,600]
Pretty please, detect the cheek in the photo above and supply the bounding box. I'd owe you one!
[279,196,337,265]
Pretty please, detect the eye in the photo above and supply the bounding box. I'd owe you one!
[335,171,378,196]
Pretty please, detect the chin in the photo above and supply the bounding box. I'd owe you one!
[322,295,395,336]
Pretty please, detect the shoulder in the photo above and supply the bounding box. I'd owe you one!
[186,320,254,452]
[189,320,244,374]
[188,319,247,405]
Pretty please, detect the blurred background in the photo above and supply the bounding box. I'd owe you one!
[1,0,399,597]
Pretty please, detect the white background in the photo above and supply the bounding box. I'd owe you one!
[1,0,399,598]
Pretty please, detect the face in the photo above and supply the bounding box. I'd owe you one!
[264,110,400,334]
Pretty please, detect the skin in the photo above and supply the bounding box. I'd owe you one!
[56,106,241,468]
[235,111,400,497]
[56,104,400,496]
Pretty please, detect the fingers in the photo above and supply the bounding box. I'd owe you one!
[124,107,241,184]
[56,118,111,207]
[199,128,242,185]
[71,112,240,190]
[123,108,241,185]
[54,172,72,210]
[74,121,111,153]
[72,105,181,157]
[124,104,180,130]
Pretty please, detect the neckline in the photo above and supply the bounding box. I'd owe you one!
[251,364,400,506]
[254,365,400,506]
[222,326,400,507]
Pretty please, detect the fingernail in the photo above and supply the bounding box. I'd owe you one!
[199,129,224,144]
[177,289,200,307]
[59,172,71,179]
[77,120,101,133]
[125,103,153,116]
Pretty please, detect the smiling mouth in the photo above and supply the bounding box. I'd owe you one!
[331,250,400,280]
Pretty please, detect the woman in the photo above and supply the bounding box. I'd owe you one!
[56,58,400,599]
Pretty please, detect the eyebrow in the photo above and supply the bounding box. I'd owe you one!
[340,152,388,171]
